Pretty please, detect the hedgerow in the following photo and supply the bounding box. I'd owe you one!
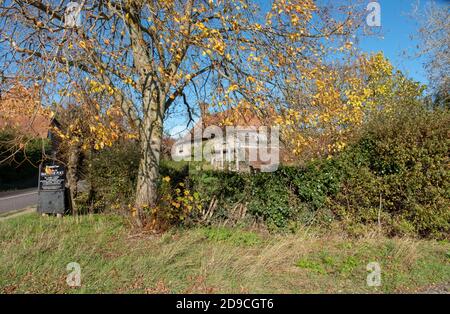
[87,105,449,238]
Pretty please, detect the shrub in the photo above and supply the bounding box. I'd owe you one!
[330,105,450,238]
[189,170,251,222]
[152,177,203,228]
[188,166,334,229]
[89,140,140,211]
[186,104,449,238]
[246,172,298,228]
[84,103,449,238]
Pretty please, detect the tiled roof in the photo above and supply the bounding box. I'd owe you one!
[177,107,269,144]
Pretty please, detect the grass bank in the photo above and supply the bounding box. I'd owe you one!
[0,213,449,293]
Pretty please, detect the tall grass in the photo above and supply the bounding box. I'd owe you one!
[0,213,449,293]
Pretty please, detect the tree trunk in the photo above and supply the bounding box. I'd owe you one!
[134,99,164,220]
[67,139,82,215]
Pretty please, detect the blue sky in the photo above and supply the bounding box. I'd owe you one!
[357,0,441,86]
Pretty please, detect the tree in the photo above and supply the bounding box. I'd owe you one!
[52,82,133,214]
[416,1,449,106]
[0,75,131,214]
[0,82,52,163]
[276,52,425,159]
[0,0,364,221]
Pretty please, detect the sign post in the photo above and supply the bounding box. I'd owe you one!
[37,163,67,216]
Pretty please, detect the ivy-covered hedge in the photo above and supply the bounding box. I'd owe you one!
[89,105,449,239]
[186,165,338,229]
[187,105,449,238]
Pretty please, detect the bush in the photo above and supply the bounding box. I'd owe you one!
[246,172,298,228]
[186,104,449,238]
[330,105,449,238]
[89,140,140,211]
[85,104,449,238]
[188,166,335,229]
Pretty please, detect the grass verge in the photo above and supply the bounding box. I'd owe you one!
[0,213,449,293]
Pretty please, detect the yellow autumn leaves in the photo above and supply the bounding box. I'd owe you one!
[277,52,397,157]
[87,79,115,95]
[152,178,202,224]
[268,0,317,27]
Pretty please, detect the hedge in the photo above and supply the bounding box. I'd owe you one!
[88,105,449,238]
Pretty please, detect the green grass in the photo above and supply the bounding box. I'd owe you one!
[0,213,449,293]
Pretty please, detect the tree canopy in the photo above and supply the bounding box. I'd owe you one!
[0,0,374,220]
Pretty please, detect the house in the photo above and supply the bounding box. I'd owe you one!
[172,105,280,173]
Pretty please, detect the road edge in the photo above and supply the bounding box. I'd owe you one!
[0,206,36,221]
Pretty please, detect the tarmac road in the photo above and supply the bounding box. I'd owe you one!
[0,188,38,215]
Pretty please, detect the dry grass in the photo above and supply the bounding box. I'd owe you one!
[0,213,449,293]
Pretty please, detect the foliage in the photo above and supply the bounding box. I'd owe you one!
[0,130,49,190]
[278,53,426,159]
[187,104,449,238]
[330,104,450,238]
[52,77,138,157]
[149,177,203,229]
[89,140,140,211]
[85,99,448,238]
[186,165,339,229]
[246,172,298,228]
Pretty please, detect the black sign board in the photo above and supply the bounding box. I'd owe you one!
[39,164,65,191]
[37,163,67,214]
